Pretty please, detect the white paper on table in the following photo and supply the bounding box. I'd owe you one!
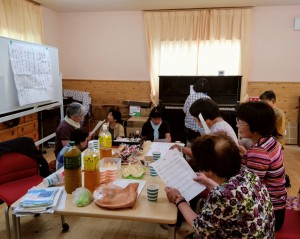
[150,149,205,202]
[146,142,184,158]
[90,120,105,135]
[113,179,146,196]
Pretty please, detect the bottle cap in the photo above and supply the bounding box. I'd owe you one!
[69,141,75,146]
[88,141,94,148]
[103,125,108,130]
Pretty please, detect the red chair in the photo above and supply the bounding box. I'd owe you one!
[0,152,43,239]
[275,209,300,239]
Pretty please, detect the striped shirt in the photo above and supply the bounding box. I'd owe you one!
[183,92,210,131]
[242,136,287,210]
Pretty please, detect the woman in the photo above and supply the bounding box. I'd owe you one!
[54,102,91,157]
[100,108,125,139]
[165,133,275,238]
[141,107,171,142]
[171,98,238,159]
[237,101,287,231]
[183,78,210,142]
[166,133,274,238]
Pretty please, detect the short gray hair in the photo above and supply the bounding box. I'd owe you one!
[66,102,85,117]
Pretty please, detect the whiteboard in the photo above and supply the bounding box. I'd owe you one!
[0,37,63,116]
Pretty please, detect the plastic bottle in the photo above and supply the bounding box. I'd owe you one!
[63,141,82,194]
[83,141,100,193]
[98,124,112,159]
[43,170,64,187]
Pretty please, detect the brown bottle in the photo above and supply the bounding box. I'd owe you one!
[64,141,82,194]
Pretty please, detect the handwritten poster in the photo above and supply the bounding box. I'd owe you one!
[150,149,205,202]
[9,41,54,106]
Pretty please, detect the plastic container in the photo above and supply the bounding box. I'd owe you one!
[83,141,100,193]
[64,141,82,194]
[99,124,112,159]
[99,157,121,183]
[43,169,64,187]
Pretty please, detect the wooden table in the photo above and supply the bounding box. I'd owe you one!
[12,141,178,239]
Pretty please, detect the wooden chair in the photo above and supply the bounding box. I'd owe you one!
[0,152,44,239]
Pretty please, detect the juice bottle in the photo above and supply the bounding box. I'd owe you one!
[64,141,82,194]
[83,141,100,193]
[99,124,112,159]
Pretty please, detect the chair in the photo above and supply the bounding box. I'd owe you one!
[275,209,300,239]
[0,152,44,239]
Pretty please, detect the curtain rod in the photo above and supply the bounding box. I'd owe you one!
[143,6,252,12]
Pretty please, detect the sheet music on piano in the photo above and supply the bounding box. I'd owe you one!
[150,149,205,202]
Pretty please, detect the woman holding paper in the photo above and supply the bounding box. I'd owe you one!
[165,133,275,238]
[54,102,92,157]
[170,98,238,160]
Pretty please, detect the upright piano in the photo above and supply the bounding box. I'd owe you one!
[159,75,242,142]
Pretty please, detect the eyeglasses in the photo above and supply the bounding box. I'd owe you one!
[236,118,248,126]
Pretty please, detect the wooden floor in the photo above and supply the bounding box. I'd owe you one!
[0,145,299,239]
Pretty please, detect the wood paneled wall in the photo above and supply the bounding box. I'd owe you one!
[63,79,152,119]
[247,82,300,122]
[63,79,151,106]
[63,80,299,122]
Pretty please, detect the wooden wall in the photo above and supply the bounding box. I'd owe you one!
[63,79,151,119]
[247,82,299,122]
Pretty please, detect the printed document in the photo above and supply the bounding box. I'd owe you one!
[150,149,205,202]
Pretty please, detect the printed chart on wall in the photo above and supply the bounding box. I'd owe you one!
[8,40,54,106]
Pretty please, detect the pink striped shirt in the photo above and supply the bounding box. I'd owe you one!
[242,136,287,210]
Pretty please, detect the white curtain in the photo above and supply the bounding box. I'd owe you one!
[0,0,43,43]
[144,8,252,105]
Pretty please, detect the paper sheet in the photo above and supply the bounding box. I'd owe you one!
[198,113,210,134]
[90,120,105,135]
[150,149,205,202]
[146,142,184,158]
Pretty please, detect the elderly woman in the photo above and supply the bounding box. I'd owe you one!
[54,102,91,157]
[237,101,287,231]
[100,108,125,139]
[141,107,171,142]
[165,133,275,238]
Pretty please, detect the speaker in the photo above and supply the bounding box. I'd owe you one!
[294,18,300,30]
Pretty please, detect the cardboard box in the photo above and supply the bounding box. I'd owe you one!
[126,116,148,128]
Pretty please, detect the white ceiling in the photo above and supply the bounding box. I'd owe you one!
[35,0,300,12]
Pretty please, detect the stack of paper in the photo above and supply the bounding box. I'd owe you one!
[13,186,64,216]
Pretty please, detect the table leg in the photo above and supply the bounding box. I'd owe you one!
[168,224,176,239]
[12,214,21,239]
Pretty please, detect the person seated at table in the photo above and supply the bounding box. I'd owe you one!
[56,128,88,170]
[171,98,238,159]
[54,102,92,157]
[165,133,275,238]
[236,101,287,231]
[141,107,171,142]
[99,108,125,139]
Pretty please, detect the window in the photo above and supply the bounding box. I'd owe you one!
[159,40,240,76]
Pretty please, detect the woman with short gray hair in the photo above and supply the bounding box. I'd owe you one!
[54,102,89,157]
